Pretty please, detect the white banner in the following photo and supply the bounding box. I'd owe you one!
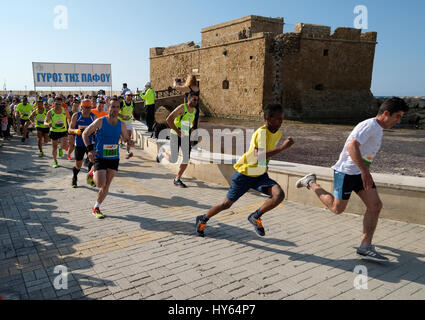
[32,62,112,88]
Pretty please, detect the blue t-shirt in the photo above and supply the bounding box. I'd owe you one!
[95,117,122,159]
[75,112,96,147]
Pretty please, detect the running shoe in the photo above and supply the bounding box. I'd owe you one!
[52,161,58,169]
[125,152,134,159]
[174,178,187,188]
[295,173,317,190]
[248,212,266,237]
[67,155,72,161]
[59,149,63,157]
[87,174,96,188]
[196,215,207,237]
[71,177,77,188]
[92,208,105,219]
[38,152,44,158]
[357,245,389,263]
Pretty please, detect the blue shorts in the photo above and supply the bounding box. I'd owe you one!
[333,170,376,200]
[227,171,278,202]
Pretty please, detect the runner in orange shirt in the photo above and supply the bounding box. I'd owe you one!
[91,98,108,119]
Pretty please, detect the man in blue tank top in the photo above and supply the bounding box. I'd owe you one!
[82,97,134,219]
[68,99,96,188]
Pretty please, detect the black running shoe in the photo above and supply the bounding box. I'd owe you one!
[357,245,389,263]
[196,215,207,237]
[248,212,266,237]
[174,178,187,188]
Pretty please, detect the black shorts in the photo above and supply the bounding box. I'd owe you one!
[36,127,50,135]
[333,171,377,200]
[20,119,28,126]
[49,131,68,141]
[94,158,120,171]
[170,134,192,164]
[75,146,89,161]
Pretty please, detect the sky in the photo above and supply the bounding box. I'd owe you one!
[1,0,424,96]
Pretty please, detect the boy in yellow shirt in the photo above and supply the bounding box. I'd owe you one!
[196,104,294,237]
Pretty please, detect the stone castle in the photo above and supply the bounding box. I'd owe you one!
[150,15,378,122]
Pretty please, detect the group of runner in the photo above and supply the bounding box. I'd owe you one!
[2,87,410,262]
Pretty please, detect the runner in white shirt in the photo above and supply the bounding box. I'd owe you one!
[296,97,409,262]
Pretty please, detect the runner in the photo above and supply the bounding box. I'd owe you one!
[119,92,135,159]
[195,104,294,237]
[82,97,134,219]
[15,96,33,142]
[68,99,96,188]
[44,97,71,168]
[91,98,108,119]
[27,98,49,157]
[67,99,81,161]
[295,97,409,262]
[166,93,199,188]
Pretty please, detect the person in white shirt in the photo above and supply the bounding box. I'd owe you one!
[296,97,409,262]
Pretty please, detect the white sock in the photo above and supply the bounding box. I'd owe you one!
[94,202,101,209]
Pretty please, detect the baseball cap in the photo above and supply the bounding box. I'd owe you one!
[125,91,132,96]
[145,82,151,87]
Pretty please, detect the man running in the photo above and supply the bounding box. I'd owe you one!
[196,104,294,237]
[67,99,81,161]
[44,97,71,168]
[15,96,33,142]
[296,97,409,262]
[166,93,199,188]
[91,98,108,119]
[27,98,49,157]
[119,92,136,159]
[68,99,96,188]
[83,97,134,219]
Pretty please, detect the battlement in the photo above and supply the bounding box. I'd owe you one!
[201,15,283,47]
[150,41,199,58]
[295,23,377,42]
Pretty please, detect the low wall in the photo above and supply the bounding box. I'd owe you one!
[131,121,425,225]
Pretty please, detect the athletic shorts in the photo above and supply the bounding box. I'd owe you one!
[227,171,278,203]
[170,133,192,164]
[333,170,377,200]
[49,131,68,141]
[36,127,50,134]
[75,146,89,161]
[125,122,133,131]
[94,158,120,171]
[20,119,28,126]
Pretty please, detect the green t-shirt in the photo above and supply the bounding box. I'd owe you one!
[16,103,34,120]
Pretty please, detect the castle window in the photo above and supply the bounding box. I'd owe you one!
[323,49,329,56]
[315,84,324,91]
[222,80,229,90]
[250,56,253,60]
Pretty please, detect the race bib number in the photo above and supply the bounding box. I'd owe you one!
[54,119,65,128]
[103,144,118,158]
[22,112,29,117]
[37,120,45,125]
[78,125,87,132]
[181,120,190,136]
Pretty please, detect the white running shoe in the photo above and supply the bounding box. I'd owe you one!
[296,173,316,190]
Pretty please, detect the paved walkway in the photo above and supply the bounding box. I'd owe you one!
[0,132,424,300]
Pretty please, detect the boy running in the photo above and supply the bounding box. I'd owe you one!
[196,104,294,237]
[296,97,409,262]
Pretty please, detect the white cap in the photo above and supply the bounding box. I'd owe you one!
[145,82,151,87]
[125,91,132,95]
